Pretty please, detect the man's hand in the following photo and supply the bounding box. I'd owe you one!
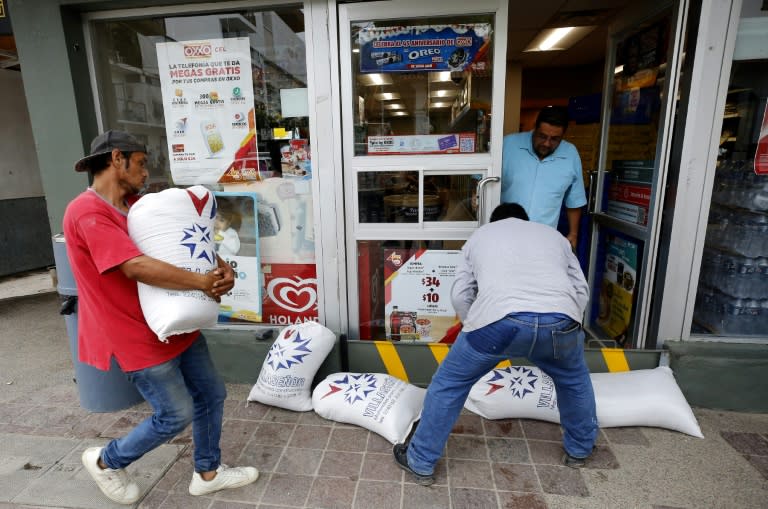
[566,232,578,251]
[211,259,235,298]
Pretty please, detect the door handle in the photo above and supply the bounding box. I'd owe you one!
[587,170,599,214]
[476,176,499,225]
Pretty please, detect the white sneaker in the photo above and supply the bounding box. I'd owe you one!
[188,464,259,496]
[81,447,140,505]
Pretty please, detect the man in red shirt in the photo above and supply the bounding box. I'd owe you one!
[65,131,258,504]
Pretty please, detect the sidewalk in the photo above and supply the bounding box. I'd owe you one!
[0,276,767,509]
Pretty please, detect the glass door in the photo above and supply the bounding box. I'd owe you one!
[585,2,688,348]
[338,0,508,341]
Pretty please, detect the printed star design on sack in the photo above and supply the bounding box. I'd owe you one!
[484,366,538,399]
[323,373,377,404]
[180,223,214,263]
[266,332,312,371]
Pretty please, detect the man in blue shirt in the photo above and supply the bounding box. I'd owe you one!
[501,106,587,249]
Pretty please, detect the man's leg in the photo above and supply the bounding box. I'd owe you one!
[180,335,259,496]
[405,318,521,477]
[529,315,597,461]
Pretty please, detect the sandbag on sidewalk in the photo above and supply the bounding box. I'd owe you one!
[464,365,704,438]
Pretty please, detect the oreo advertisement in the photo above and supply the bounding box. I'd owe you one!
[358,24,491,73]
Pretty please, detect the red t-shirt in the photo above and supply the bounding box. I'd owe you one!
[63,189,198,371]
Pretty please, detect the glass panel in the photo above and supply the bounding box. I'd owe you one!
[601,13,669,224]
[90,8,319,328]
[350,15,494,156]
[588,228,643,348]
[358,170,419,223]
[426,173,482,222]
[691,15,768,337]
[358,239,466,341]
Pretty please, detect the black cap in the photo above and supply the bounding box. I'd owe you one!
[74,130,147,172]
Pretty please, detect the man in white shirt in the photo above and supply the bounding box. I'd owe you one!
[393,203,598,485]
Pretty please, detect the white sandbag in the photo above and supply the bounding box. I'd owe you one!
[128,185,219,341]
[247,322,336,411]
[464,366,560,424]
[465,366,703,438]
[312,372,426,444]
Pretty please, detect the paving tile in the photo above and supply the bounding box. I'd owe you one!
[169,425,193,445]
[448,458,494,489]
[402,483,450,509]
[221,419,261,450]
[260,473,314,506]
[225,399,270,420]
[721,431,768,456]
[137,488,169,508]
[402,459,448,487]
[585,445,620,469]
[318,450,363,478]
[212,470,267,503]
[298,411,333,426]
[0,404,35,424]
[527,440,563,465]
[602,427,650,446]
[306,476,356,509]
[275,447,323,476]
[69,412,121,439]
[521,420,562,441]
[264,407,302,424]
[352,480,402,509]
[360,452,402,482]
[289,425,332,449]
[452,414,484,435]
[535,464,589,497]
[101,410,153,438]
[651,506,689,509]
[250,421,296,445]
[210,501,259,509]
[328,428,369,452]
[238,444,284,473]
[15,405,89,430]
[483,418,524,438]
[492,462,540,492]
[450,487,498,509]
[745,454,768,480]
[366,432,392,454]
[496,491,548,509]
[487,437,530,464]
[0,423,36,435]
[446,435,487,460]
[157,492,213,508]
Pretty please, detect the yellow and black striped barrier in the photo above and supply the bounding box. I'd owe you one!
[346,340,662,387]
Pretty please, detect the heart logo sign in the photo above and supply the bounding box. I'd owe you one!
[267,277,318,313]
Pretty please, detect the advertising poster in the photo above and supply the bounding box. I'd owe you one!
[156,38,259,184]
[383,248,462,342]
[606,182,651,226]
[214,193,261,323]
[260,263,319,326]
[755,102,768,175]
[358,24,491,73]
[367,133,476,155]
[596,235,639,346]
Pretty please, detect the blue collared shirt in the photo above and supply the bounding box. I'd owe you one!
[501,131,587,228]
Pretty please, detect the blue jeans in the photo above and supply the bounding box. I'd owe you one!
[407,313,598,475]
[101,335,227,473]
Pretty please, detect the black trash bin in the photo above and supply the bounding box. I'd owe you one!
[52,234,144,412]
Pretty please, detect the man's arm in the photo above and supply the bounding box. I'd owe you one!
[119,255,232,301]
[566,207,581,250]
[450,253,477,323]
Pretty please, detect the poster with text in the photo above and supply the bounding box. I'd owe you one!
[214,192,261,323]
[261,263,319,326]
[596,235,639,346]
[383,248,462,342]
[156,38,259,184]
[755,102,768,175]
[359,24,491,73]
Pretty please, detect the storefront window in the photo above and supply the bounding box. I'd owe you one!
[350,16,494,156]
[358,239,467,342]
[90,8,319,328]
[691,13,768,338]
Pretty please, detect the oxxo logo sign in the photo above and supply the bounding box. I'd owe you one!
[184,42,212,58]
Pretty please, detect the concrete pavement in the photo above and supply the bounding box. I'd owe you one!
[0,272,766,508]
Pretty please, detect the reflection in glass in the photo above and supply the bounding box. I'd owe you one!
[350,16,494,156]
[358,171,420,223]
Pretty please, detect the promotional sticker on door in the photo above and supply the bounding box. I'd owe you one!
[596,235,639,346]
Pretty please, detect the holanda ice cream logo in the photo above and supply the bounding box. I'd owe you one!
[321,373,378,404]
[484,366,538,398]
[266,331,312,371]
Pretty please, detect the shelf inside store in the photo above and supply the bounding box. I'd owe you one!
[110,61,159,78]
[449,101,489,132]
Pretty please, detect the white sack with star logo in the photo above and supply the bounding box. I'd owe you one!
[128,185,219,341]
[247,322,337,411]
[312,372,426,444]
[465,366,703,438]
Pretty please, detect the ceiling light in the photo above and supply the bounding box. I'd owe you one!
[430,71,452,82]
[358,73,393,86]
[523,26,596,52]
[352,48,360,53]
[430,89,458,98]
[389,111,409,117]
[614,64,624,74]
[430,102,452,108]
[374,92,401,101]
[383,103,406,110]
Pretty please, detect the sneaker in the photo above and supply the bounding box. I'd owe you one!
[562,452,588,468]
[188,464,259,496]
[81,447,140,505]
[392,443,435,486]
